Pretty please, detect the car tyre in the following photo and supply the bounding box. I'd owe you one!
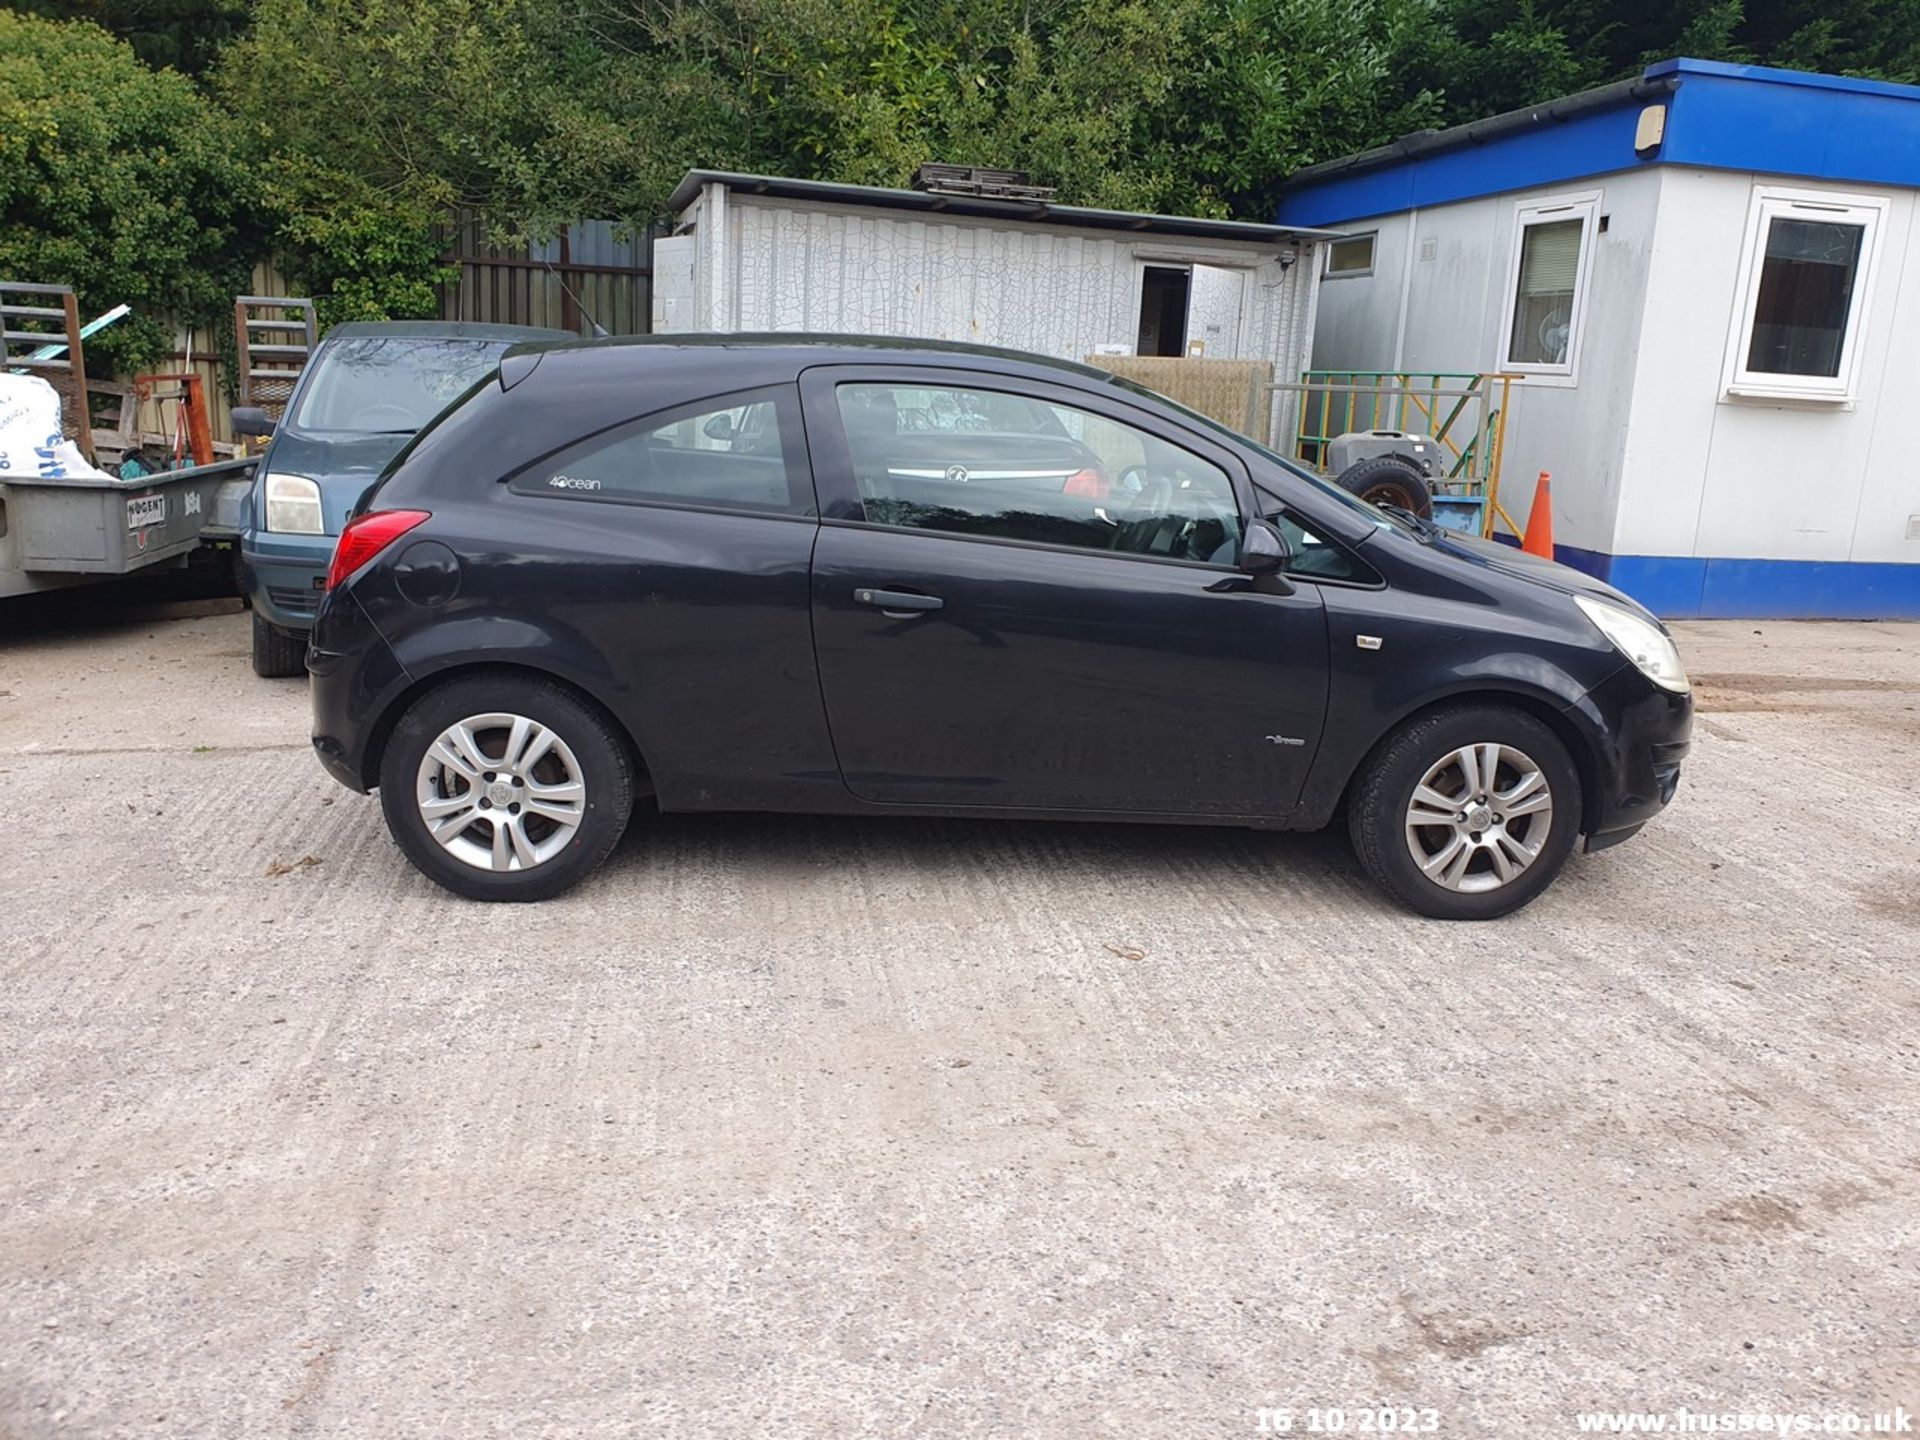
[251,611,309,678]
[379,673,633,902]
[1333,454,1434,518]
[1348,703,1582,920]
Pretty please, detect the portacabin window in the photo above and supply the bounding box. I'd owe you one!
[1323,233,1376,279]
[1501,193,1600,382]
[1723,186,1887,404]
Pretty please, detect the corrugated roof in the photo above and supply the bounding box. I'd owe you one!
[668,170,1339,246]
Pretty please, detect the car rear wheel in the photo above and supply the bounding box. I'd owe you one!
[1347,704,1581,920]
[251,611,308,678]
[378,674,633,902]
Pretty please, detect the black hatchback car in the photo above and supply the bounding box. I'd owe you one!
[308,336,1692,919]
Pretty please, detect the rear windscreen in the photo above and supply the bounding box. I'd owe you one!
[292,337,512,434]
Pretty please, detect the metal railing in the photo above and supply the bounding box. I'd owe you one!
[1269,370,1518,537]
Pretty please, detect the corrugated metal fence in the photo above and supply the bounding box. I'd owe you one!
[439,213,654,337]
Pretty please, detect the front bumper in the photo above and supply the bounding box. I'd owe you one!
[242,530,333,630]
[1569,663,1694,844]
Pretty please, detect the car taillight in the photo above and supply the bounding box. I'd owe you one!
[325,510,431,590]
[1063,467,1109,499]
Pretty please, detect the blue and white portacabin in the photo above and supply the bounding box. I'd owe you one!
[1278,58,1920,619]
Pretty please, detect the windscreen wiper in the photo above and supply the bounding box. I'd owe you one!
[1377,502,1443,543]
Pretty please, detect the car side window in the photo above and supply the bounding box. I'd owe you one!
[836,382,1242,565]
[512,387,809,515]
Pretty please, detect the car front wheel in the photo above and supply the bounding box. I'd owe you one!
[378,674,634,901]
[1348,704,1582,920]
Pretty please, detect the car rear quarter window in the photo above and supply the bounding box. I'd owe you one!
[510,386,811,516]
[836,382,1242,566]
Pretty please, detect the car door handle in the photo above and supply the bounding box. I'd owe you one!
[853,587,943,616]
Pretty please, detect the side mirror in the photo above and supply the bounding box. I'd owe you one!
[1238,518,1293,574]
[231,406,276,439]
[702,413,736,442]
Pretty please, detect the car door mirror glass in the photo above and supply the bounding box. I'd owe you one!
[702,413,737,442]
[1238,518,1292,574]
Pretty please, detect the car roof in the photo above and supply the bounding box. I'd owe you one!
[326,320,576,343]
[504,331,1124,386]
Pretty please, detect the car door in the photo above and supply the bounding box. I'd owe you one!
[800,364,1331,817]
[493,383,836,809]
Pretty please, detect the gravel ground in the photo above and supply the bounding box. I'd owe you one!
[1,598,1916,1438]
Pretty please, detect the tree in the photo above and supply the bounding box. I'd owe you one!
[9,0,252,77]
[1402,0,1920,129]
[215,0,746,321]
[197,0,1920,337]
[0,11,262,371]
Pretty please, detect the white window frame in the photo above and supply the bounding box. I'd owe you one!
[1499,191,1601,386]
[1322,232,1376,279]
[1721,185,1887,405]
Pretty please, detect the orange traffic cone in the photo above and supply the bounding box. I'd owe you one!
[1522,470,1555,559]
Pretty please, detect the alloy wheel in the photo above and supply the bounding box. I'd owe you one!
[1403,742,1554,894]
[415,712,586,872]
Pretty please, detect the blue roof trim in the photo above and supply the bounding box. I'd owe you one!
[1646,56,1920,102]
[1276,101,1649,226]
[1277,57,1920,229]
[1660,66,1920,189]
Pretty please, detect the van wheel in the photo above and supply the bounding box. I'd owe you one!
[1348,704,1581,920]
[1334,454,1433,518]
[251,611,308,678]
[378,674,633,902]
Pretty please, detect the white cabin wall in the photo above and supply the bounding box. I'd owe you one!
[1854,189,1920,565]
[1306,214,1413,373]
[1302,171,1663,554]
[1402,173,1658,556]
[1620,168,1920,565]
[661,195,1318,385]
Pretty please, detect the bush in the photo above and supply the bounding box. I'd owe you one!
[0,11,264,373]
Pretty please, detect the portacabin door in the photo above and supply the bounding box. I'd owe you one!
[798,364,1331,818]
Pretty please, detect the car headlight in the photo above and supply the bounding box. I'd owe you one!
[1576,595,1690,693]
[265,473,325,535]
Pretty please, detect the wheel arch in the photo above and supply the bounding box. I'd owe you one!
[1322,685,1605,836]
[358,661,655,797]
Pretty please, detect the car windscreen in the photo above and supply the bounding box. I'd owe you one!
[290,337,514,434]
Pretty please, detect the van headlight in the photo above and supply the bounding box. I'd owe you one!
[265,473,325,534]
[1576,595,1690,693]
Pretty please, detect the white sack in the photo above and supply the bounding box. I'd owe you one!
[0,371,110,480]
